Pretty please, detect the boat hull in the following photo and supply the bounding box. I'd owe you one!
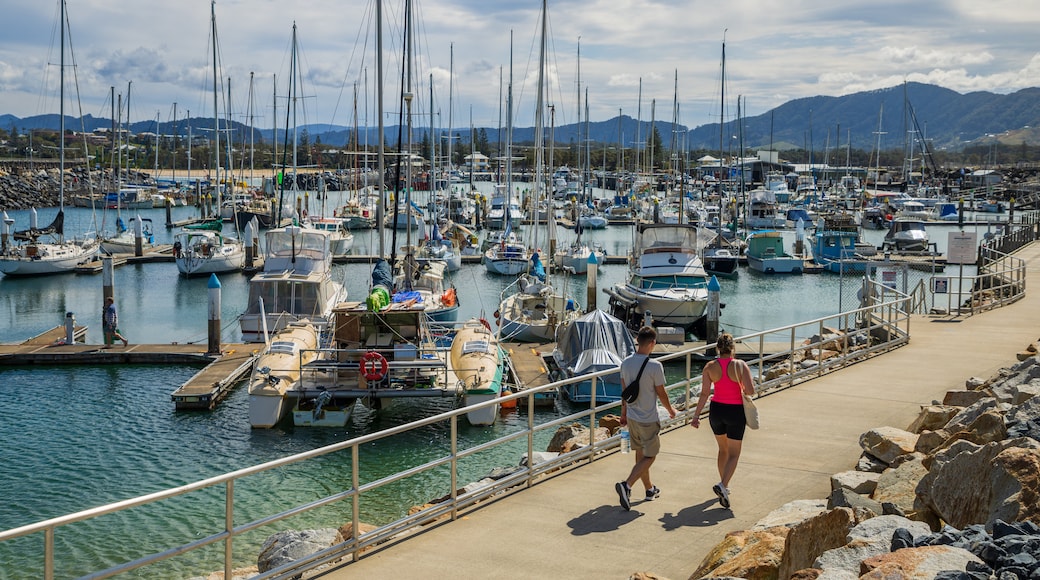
[450,320,504,426]
[246,323,321,428]
[292,398,356,427]
[0,241,98,276]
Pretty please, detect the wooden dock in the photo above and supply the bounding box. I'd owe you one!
[170,348,259,410]
[18,324,89,346]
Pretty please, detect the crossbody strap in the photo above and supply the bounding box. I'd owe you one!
[631,356,650,388]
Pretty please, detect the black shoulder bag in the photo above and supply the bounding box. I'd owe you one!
[621,357,651,404]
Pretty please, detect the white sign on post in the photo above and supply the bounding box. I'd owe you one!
[947,231,978,265]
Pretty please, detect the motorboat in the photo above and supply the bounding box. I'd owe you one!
[745,230,803,274]
[883,219,930,252]
[173,229,245,276]
[450,319,505,426]
[552,309,635,403]
[247,321,321,428]
[497,268,582,343]
[305,215,354,257]
[745,188,785,230]
[606,223,711,338]
[813,230,869,273]
[239,226,347,342]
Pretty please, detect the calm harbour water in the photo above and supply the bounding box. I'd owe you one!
[0,190,995,578]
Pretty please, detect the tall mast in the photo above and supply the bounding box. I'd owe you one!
[59,0,65,214]
[447,43,454,174]
[211,0,220,209]
[532,0,547,257]
[376,0,385,256]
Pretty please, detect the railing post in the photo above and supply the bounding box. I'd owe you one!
[450,415,458,520]
[351,444,360,562]
[225,480,234,579]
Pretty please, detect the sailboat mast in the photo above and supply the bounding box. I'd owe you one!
[59,0,65,213]
[376,0,386,256]
[447,43,454,176]
[212,0,220,210]
[532,0,547,257]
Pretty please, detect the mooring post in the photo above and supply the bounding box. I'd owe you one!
[207,273,222,355]
[244,219,255,269]
[586,250,598,312]
[133,215,144,256]
[165,198,173,228]
[65,311,76,345]
[706,275,721,353]
[102,255,114,303]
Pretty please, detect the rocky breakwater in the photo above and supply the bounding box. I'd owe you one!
[687,351,1040,580]
[0,166,97,210]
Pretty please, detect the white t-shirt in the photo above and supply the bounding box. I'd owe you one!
[620,353,665,423]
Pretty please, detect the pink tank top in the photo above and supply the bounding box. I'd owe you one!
[711,358,744,405]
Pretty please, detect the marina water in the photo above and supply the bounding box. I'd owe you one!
[0,190,995,577]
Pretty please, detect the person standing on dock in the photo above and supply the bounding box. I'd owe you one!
[615,326,675,511]
[102,297,128,347]
[690,332,755,509]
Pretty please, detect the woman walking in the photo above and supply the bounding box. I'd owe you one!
[690,333,754,508]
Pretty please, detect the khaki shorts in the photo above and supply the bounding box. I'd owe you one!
[627,419,661,457]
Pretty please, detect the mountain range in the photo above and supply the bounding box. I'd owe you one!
[3,82,1039,153]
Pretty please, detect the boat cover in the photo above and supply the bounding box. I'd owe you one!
[555,310,635,377]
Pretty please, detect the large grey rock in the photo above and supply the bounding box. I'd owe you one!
[872,454,937,528]
[859,545,983,578]
[856,452,888,473]
[257,528,343,575]
[859,427,918,465]
[1005,392,1040,440]
[779,507,868,580]
[943,398,999,434]
[830,470,879,495]
[828,488,883,516]
[846,514,932,545]
[942,390,991,407]
[907,405,959,434]
[751,499,828,531]
[917,437,1040,529]
[546,423,587,452]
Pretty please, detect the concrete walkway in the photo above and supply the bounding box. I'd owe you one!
[319,243,1040,580]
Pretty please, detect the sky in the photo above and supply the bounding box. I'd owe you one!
[2,0,1040,134]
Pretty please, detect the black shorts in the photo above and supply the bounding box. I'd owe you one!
[709,401,746,441]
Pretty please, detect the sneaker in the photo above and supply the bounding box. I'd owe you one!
[645,486,660,501]
[615,481,631,511]
[713,483,730,509]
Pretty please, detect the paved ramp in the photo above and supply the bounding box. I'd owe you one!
[319,243,1040,580]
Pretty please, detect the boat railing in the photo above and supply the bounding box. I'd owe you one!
[0,291,924,580]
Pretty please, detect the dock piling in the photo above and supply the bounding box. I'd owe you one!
[64,312,76,345]
[245,219,255,269]
[586,251,598,311]
[1,210,11,253]
[134,215,144,257]
[102,255,114,303]
[706,275,721,349]
[207,274,222,355]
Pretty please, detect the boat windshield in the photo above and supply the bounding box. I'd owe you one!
[638,275,707,290]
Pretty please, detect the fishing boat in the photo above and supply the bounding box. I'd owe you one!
[745,188,785,229]
[883,218,930,252]
[173,229,246,276]
[450,318,505,426]
[551,309,635,403]
[247,321,321,428]
[745,230,803,274]
[606,223,711,337]
[305,215,354,257]
[238,226,347,342]
[813,229,869,273]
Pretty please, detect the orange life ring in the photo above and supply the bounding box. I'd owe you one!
[361,351,388,381]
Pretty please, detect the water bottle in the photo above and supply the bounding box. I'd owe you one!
[619,427,630,454]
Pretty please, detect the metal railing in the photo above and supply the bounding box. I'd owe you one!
[0,289,916,580]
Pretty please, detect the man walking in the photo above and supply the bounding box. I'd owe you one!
[615,326,676,510]
[102,297,128,347]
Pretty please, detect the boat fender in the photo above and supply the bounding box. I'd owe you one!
[361,351,388,381]
[479,317,491,331]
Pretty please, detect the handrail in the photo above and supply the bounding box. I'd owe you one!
[0,289,918,580]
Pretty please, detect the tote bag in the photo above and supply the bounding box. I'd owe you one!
[742,393,760,430]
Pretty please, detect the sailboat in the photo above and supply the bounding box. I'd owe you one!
[496,0,583,343]
[0,0,98,276]
[554,71,605,274]
[174,1,244,276]
[701,39,740,278]
[100,84,156,256]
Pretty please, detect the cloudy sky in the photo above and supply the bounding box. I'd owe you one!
[2,0,1039,133]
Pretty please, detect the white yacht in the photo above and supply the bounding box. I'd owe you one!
[239,226,347,342]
